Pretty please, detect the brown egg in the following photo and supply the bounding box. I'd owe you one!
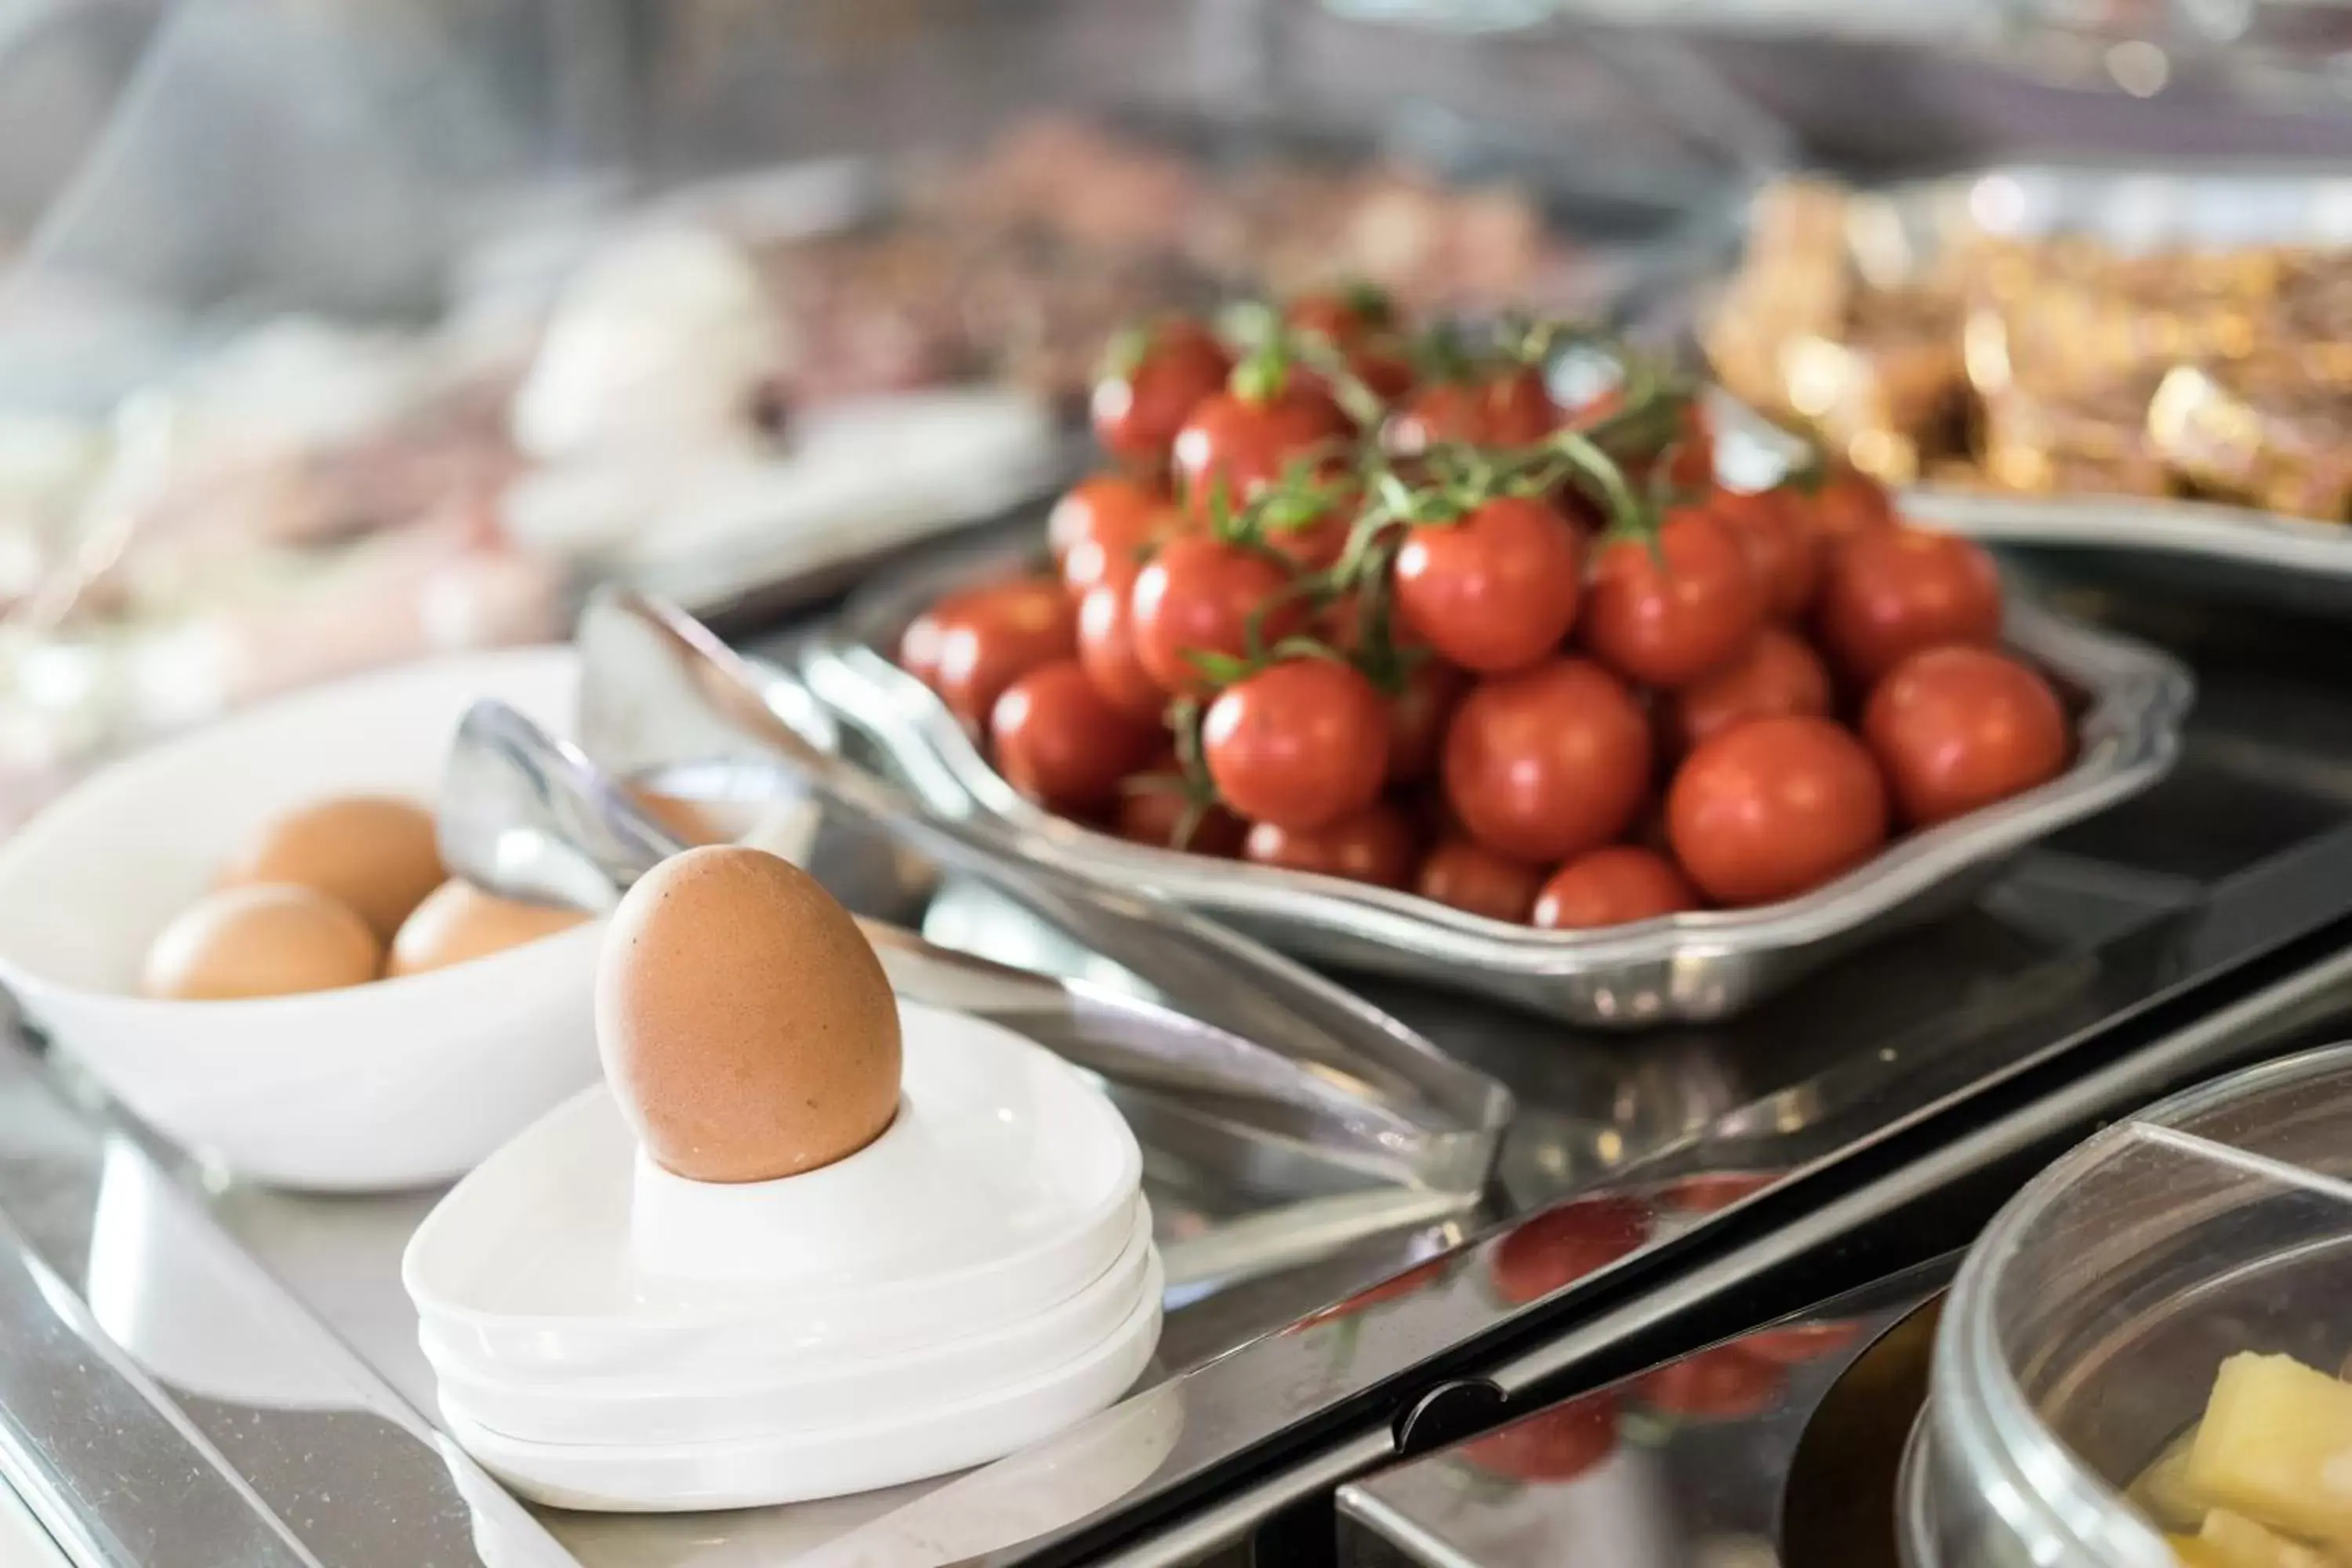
[142,886,383,1000]
[597,845,901,1183]
[388,879,591,977]
[223,797,445,942]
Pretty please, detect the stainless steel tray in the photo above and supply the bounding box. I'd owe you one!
[799,524,2192,1025]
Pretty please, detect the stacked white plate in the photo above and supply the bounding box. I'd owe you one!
[402,1000,1162,1512]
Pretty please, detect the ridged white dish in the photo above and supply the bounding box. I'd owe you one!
[403,1000,1145,1377]
[421,1201,1154,1445]
[437,1273,1162,1512]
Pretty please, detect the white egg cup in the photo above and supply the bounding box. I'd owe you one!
[405,998,1161,1508]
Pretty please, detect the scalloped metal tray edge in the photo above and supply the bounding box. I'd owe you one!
[799,540,2193,1026]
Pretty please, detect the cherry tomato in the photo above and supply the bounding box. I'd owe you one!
[1533,846,1700,930]
[1054,474,1180,600]
[1258,488,1358,572]
[1443,659,1652,863]
[1091,319,1232,470]
[1863,645,2070,826]
[989,662,1159,817]
[1386,659,1468,785]
[1285,285,1393,348]
[1113,775,1246,857]
[1417,837,1543,924]
[1712,485,1820,621]
[1388,365,1556,452]
[1816,525,2003,685]
[1568,387,1715,492]
[1667,716,1889,906]
[1394,496,1584,674]
[898,582,997,690]
[1128,535,1305,697]
[1243,804,1416,888]
[1173,374,1352,522]
[1664,626,1832,756]
[1740,1320,1863,1366]
[1489,1195,1652,1305]
[1632,1345,1787,1421]
[1805,465,1897,550]
[1076,579,1170,724]
[1459,1392,1620,1485]
[1203,659,1391,831]
[931,579,1078,731]
[1581,509,1766,689]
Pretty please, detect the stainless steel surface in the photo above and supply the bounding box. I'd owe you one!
[800,525,2191,1025]
[0,1032,576,1568]
[1338,1257,1955,1568]
[575,589,1513,1194]
[437,689,1503,1290]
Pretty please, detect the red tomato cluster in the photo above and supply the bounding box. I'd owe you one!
[898,296,2074,924]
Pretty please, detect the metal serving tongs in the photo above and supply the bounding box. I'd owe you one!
[440,589,1511,1282]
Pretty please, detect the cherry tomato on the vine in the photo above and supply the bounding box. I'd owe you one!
[1113,768,1247,857]
[1805,464,1897,550]
[1664,625,1832,756]
[1285,285,1393,347]
[1711,485,1820,621]
[989,662,1159,817]
[1443,659,1652,863]
[1416,837,1544,924]
[1076,579,1170,724]
[1203,658,1390,831]
[1053,474,1179,599]
[1862,645,2070,826]
[1394,495,1585,675]
[1128,535,1305,697]
[1667,716,1889,906]
[1243,804,1417,889]
[1173,369,1352,523]
[929,579,1077,731]
[1581,507,1765,690]
[1815,525,2002,685]
[1387,365,1556,452]
[1532,846,1700,930]
[1091,319,1232,470]
[1385,659,1468,785]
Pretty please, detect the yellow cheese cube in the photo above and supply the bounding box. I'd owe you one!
[2193,1508,2333,1568]
[2185,1355,2352,1550]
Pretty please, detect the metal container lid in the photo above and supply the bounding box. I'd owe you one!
[1907,1039,2352,1567]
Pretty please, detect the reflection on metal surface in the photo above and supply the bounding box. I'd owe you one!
[1338,1260,1952,1568]
[803,521,2190,1025]
[0,1037,575,1568]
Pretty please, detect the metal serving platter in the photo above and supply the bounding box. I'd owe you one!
[798,517,2191,1025]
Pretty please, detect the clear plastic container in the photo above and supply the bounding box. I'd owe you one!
[1904,1040,2352,1567]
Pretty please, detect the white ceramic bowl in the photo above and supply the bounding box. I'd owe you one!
[0,648,603,1190]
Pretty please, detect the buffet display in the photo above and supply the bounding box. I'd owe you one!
[19,23,2352,1566]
